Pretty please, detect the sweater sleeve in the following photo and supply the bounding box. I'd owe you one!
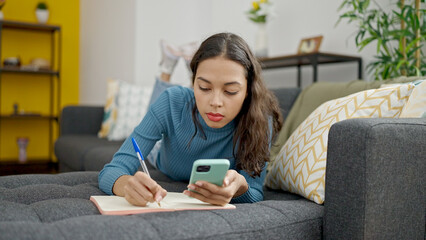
[231,163,267,203]
[98,86,189,195]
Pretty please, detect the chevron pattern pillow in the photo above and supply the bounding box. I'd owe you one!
[265,84,415,204]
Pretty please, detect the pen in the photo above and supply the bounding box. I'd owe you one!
[131,137,150,177]
[131,137,161,207]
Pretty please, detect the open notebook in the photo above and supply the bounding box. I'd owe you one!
[90,192,236,215]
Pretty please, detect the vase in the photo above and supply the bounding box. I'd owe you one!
[0,11,4,20]
[254,23,268,58]
[17,137,29,163]
[36,9,49,24]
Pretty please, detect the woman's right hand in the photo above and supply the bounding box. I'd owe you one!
[113,172,167,206]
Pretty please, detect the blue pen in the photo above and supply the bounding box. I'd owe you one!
[131,138,150,178]
[131,138,161,207]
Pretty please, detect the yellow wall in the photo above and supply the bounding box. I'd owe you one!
[0,0,79,161]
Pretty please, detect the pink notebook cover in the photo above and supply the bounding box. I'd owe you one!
[90,192,236,215]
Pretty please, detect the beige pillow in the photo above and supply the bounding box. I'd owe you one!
[265,84,415,204]
[400,80,426,118]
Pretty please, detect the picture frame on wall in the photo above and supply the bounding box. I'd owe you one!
[297,35,323,54]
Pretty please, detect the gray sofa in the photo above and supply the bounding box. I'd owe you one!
[1,84,425,239]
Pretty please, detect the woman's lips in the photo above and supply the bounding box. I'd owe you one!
[207,113,224,122]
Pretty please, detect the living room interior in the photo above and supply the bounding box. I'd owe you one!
[0,0,424,239]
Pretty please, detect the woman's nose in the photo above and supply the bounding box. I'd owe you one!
[210,92,223,107]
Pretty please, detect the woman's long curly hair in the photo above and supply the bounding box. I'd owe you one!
[189,32,283,177]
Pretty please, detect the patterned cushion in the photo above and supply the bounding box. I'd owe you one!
[400,80,426,118]
[98,79,120,138]
[107,80,153,141]
[265,84,415,204]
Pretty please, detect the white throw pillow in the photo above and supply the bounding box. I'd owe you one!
[107,80,153,141]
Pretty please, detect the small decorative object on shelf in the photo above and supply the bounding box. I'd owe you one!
[17,137,29,163]
[21,58,50,71]
[246,0,273,58]
[35,2,49,24]
[13,103,18,115]
[0,0,5,20]
[3,56,21,67]
[297,35,324,54]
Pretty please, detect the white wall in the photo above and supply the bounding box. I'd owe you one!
[134,0,212,88]
[79,0,136,105]
[80,0,391,104]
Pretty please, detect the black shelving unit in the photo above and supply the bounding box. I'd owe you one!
[0,20,61,174]
[259,52,363,87]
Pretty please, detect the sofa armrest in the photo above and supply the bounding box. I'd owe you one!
[60,105,104,135]
[324,118,425,240]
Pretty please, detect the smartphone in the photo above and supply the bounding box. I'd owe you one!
[189,159,230,187]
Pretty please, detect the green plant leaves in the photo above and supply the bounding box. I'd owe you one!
[337,0,425,80]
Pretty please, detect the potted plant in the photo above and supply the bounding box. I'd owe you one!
[246,0,274,58]
[338,0,425,80]
[35,2,49,24]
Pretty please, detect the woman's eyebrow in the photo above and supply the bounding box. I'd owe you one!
[197,77,241,86]
[197,77,211,84]
[224,81,242,86]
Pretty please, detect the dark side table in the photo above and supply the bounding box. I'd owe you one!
[258,52,363,87]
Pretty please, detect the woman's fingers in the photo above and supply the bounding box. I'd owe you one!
[130,172,155,201]
[223,170,238,187]
[124,171,166,206]
[183,189,228,206]
[184,170,243,206]
[124,186,149,206]
[185,181,232,206]
[155,187,168,202]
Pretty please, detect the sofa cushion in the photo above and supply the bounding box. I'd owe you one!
[0,171,323,240]
[83,145,123,171]
[265,84,414,204]
[54,135,123,171]
[269,87,301,121]
[269,76,426,162]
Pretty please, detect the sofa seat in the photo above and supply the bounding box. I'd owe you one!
[55,135,123,172]
[0,171,323,240]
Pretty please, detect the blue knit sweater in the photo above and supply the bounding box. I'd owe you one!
[98,86,268,203]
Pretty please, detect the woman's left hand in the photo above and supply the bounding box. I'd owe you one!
[183,170,248,206]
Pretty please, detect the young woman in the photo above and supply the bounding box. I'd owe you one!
[99,32,283,206]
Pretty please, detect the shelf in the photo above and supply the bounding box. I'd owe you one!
[0,114,58,120]
[0,67,59,76]
[258,51,363,87]
[259,52,362,69]
[0,20,60,32]
[0,159,58,176]
[0,19,61,166]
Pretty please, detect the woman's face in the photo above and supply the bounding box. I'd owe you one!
[193,56,247,128]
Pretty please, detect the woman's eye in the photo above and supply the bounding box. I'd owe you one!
[199,86,210,91]
[225,91,238,95]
